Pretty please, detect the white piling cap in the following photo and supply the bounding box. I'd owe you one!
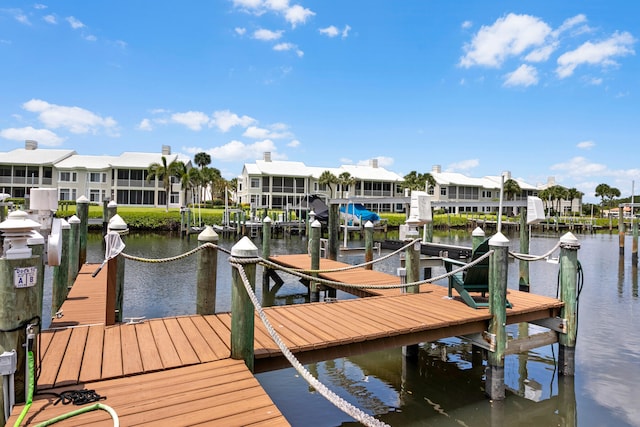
[560,232,580,247]
[311,219,321,228]
[231,236,258,257]
[68,215,81,224]
[107,200,118,208]
[108,214,128,231]
[364,220,374,229]
[76,195,89,204]
[263,216,272,223]
[489,231,509,247]
[198,225,219,242]
[60,218,70,230]
[472,227,485,237]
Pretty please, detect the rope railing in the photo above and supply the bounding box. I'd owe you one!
[229,257,390,427]
[509,240,562,261]
[120,242,231,263]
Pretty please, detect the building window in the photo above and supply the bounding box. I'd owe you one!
[441,187,448,197]
[482,190,492,198]
[89,172,106,183]
[250,178,260,189]
[59,171,77,182]
[89,189,101,203]
[59,188,76,201]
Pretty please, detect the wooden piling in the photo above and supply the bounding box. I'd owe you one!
[76,196,89,267]
[108,215,128,323]
[633,222,638,265]
[230,236,258,372]
[559,232,580,376]
[471,226,485,251]
[328,204,339,261]
[261,216,272,292]
[196,226,219,315]
[519,209,530,292]
[619,216,625,255]
[67,215,80,287]
[486,232,509,400]
[402,231,421,358]
[310,220,321,302]
[0,250,44,410]
[51,219,70,315]
[364,221,374,270]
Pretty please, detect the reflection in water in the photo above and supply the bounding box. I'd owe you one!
[60,230,640,426]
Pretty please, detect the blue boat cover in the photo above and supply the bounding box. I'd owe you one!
[339,204,380,222]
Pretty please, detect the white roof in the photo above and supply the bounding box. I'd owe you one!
[0,148,75,165]
[432,171,537,190]
[244,159,403,181]
[110,152,182,168]
[485,175,537,191]
[55,154,118,170]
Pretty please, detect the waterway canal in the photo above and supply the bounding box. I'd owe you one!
[42,229,639,426]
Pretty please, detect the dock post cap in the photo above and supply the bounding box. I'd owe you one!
[263,216,272,223]
[107,200,118,208]
[560,232,580,248]
[68,215,81,224]
[60,218,70,230]
[108,214,128,231]
[364,220,374,228]
[489,231,509,247]
[198,225,219,242]
[311,219,321,228]
[231,236,258,257]
[472,227,485,237]
[76,195,89,204]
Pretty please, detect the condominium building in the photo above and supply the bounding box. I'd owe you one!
[0,141,191,208]
[238,152,406,212]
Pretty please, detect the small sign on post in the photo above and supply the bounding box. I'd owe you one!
[14,266,38,288]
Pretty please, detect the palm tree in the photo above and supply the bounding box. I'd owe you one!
[172,161,192,208]
[595,183,612,217]
[550,185,568,215]
[194,152,211,170]
[566,187,583,214]
[503,178,521,216]
[147,156,181,212]
[318,170,339,198]
[338,172,356,197]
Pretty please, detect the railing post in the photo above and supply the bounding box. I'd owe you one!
[230,236,258,372]
[51,219,70,316]
[310,219,322,302]
[67,215,80,287]
[197,226,219,315]
[403,228,420,358]
[486,232,509,400]
[633,221,638,265]
[559,232,580,376]
[76,195,89,267]
[364,220,374,270]
[108,215,128,323]
[471,226,485,251]
[519,209,530,292]
[619,214,625,255]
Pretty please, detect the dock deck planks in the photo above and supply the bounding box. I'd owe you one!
[11,257,565,425]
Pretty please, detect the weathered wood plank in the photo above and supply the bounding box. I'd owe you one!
[148,319,182,369]
[162,317,200,365]
[101,325,122,379]
[134,322,163,372]
[54,326,88,387]
[120,323,143,376]
[79,325,104,383]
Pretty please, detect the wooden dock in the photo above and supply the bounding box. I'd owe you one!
[8,256,564,425]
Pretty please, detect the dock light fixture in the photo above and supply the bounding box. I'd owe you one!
[0,210,42,259]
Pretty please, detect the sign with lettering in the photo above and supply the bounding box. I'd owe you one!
[14,266,38,288]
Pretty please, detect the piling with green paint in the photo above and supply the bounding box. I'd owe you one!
[558,232,580,376]
[197,226,219,315]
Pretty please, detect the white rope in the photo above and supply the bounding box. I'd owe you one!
[230,258,390,427]
[120,242,230,263]
[509,240,562,261]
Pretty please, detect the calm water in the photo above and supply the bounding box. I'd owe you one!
[42,229,640,427]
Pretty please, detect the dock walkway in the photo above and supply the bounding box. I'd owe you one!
[9,256,564,425]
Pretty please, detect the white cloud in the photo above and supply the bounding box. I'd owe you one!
[243,125,292,139]
[284,4,314,28]
[22,99,118,135]
[171,111,210,131]
[66,16,85,29]
[577,140,595,149]
[273,42,294,51]
[459,13,552,68]
[34,4,47,9]
[461,20,472,30]
[554,14,588,37]
[319,26,339,38]
[265,0,289,11]
[585,76,603,85]
[550,156,607,177]
[137,119,153,131]
[357,156,394,168]
[84,34,97,42]
[503,64,538,87]
[208,139,278,161]
[288,139,300,147]
[253,28,283,41]
[211,110,256,132]
[556,31,636,78]
[232,0,264,11]
[235,27,246,36]
[524,42,558,62]
[43,14,57,24]
[0,126,65,146]
[446,159,479,172]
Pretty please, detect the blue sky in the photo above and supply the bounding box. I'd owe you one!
[0,1,638,203]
